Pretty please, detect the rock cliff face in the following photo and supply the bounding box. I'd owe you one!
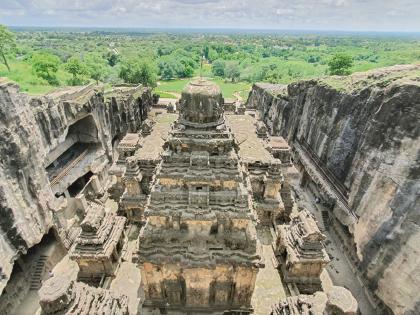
[247,64,420,315]
[0,82,151,294]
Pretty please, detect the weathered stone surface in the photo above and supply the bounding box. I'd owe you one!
[0,82,151,294]
[226,114,286,225]
[247,64,420,314]
[135,80,262,314]
[270,286,358,315]
[120,111,177,223]
[274,209,330,291]
[39,274,129,315]
[69,201,126,279]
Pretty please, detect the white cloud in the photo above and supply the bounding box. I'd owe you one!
[0,0,418,31]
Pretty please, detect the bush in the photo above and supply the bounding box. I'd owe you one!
[328,53,353,75]
[119,58,157,87]
[212,59,225,77]
[31,52,61,85]
[65,57,88,86]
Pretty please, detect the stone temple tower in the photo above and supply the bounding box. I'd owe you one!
[134,80,262,314]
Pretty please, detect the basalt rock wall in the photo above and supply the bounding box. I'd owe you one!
[247,64,420,315]
[0,82,151,294]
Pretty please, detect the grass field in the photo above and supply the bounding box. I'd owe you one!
[155,90,178,98]
[0,62,251,100]
[0,61,72,95]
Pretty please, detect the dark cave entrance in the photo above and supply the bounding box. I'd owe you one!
[68,171,94,197]
[45,115,100,183]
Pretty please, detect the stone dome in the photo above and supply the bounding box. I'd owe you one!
[179,80,224,125]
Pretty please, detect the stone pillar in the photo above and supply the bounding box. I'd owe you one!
[90,175,102,194]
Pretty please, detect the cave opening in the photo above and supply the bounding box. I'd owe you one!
[45,115,100,183]
[68,171,94,197]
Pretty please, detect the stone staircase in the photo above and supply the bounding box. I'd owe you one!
[321,211,330,231]
[29,255,48,291]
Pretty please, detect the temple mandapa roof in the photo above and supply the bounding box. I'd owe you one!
[69,202,126,260]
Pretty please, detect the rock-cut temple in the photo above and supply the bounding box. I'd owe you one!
[133,80,263,314]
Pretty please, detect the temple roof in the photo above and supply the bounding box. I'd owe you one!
[226,114,274,164]
[179,80,224,125]
[268,136,290,150]
[118,133,141,151]
[70,202,126,260]
[278,209,330,264]
[182,79,222,96]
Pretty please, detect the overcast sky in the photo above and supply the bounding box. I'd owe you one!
[1,0,419,32]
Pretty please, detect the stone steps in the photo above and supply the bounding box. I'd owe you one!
[29,255,48,290]
[321,211,330,231]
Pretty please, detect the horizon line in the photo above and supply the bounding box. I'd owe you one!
[6,25,420,34]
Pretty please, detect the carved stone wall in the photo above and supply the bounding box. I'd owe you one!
[0,82,151,295]
[247,64,420,314]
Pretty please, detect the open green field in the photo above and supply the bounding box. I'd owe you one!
[0,62,250,99]
[0,62,72,94]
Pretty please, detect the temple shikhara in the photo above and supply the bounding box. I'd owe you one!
[134,80,263,314]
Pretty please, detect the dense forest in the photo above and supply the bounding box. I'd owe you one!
[1,26,419,99]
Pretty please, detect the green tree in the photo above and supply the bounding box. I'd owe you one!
[207,48,218,62]
[203,46,209,59]
[225,61,241,82]
[85,53,108,84]
[0,25,16,72]
[212,59,225,77]
[328,53,353,75]
[119,59,157,87]
[105,51,120,67]
[183,64,194,78]
[65,57,87,85]
[31,52,61,85]
[157,57,182,80]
